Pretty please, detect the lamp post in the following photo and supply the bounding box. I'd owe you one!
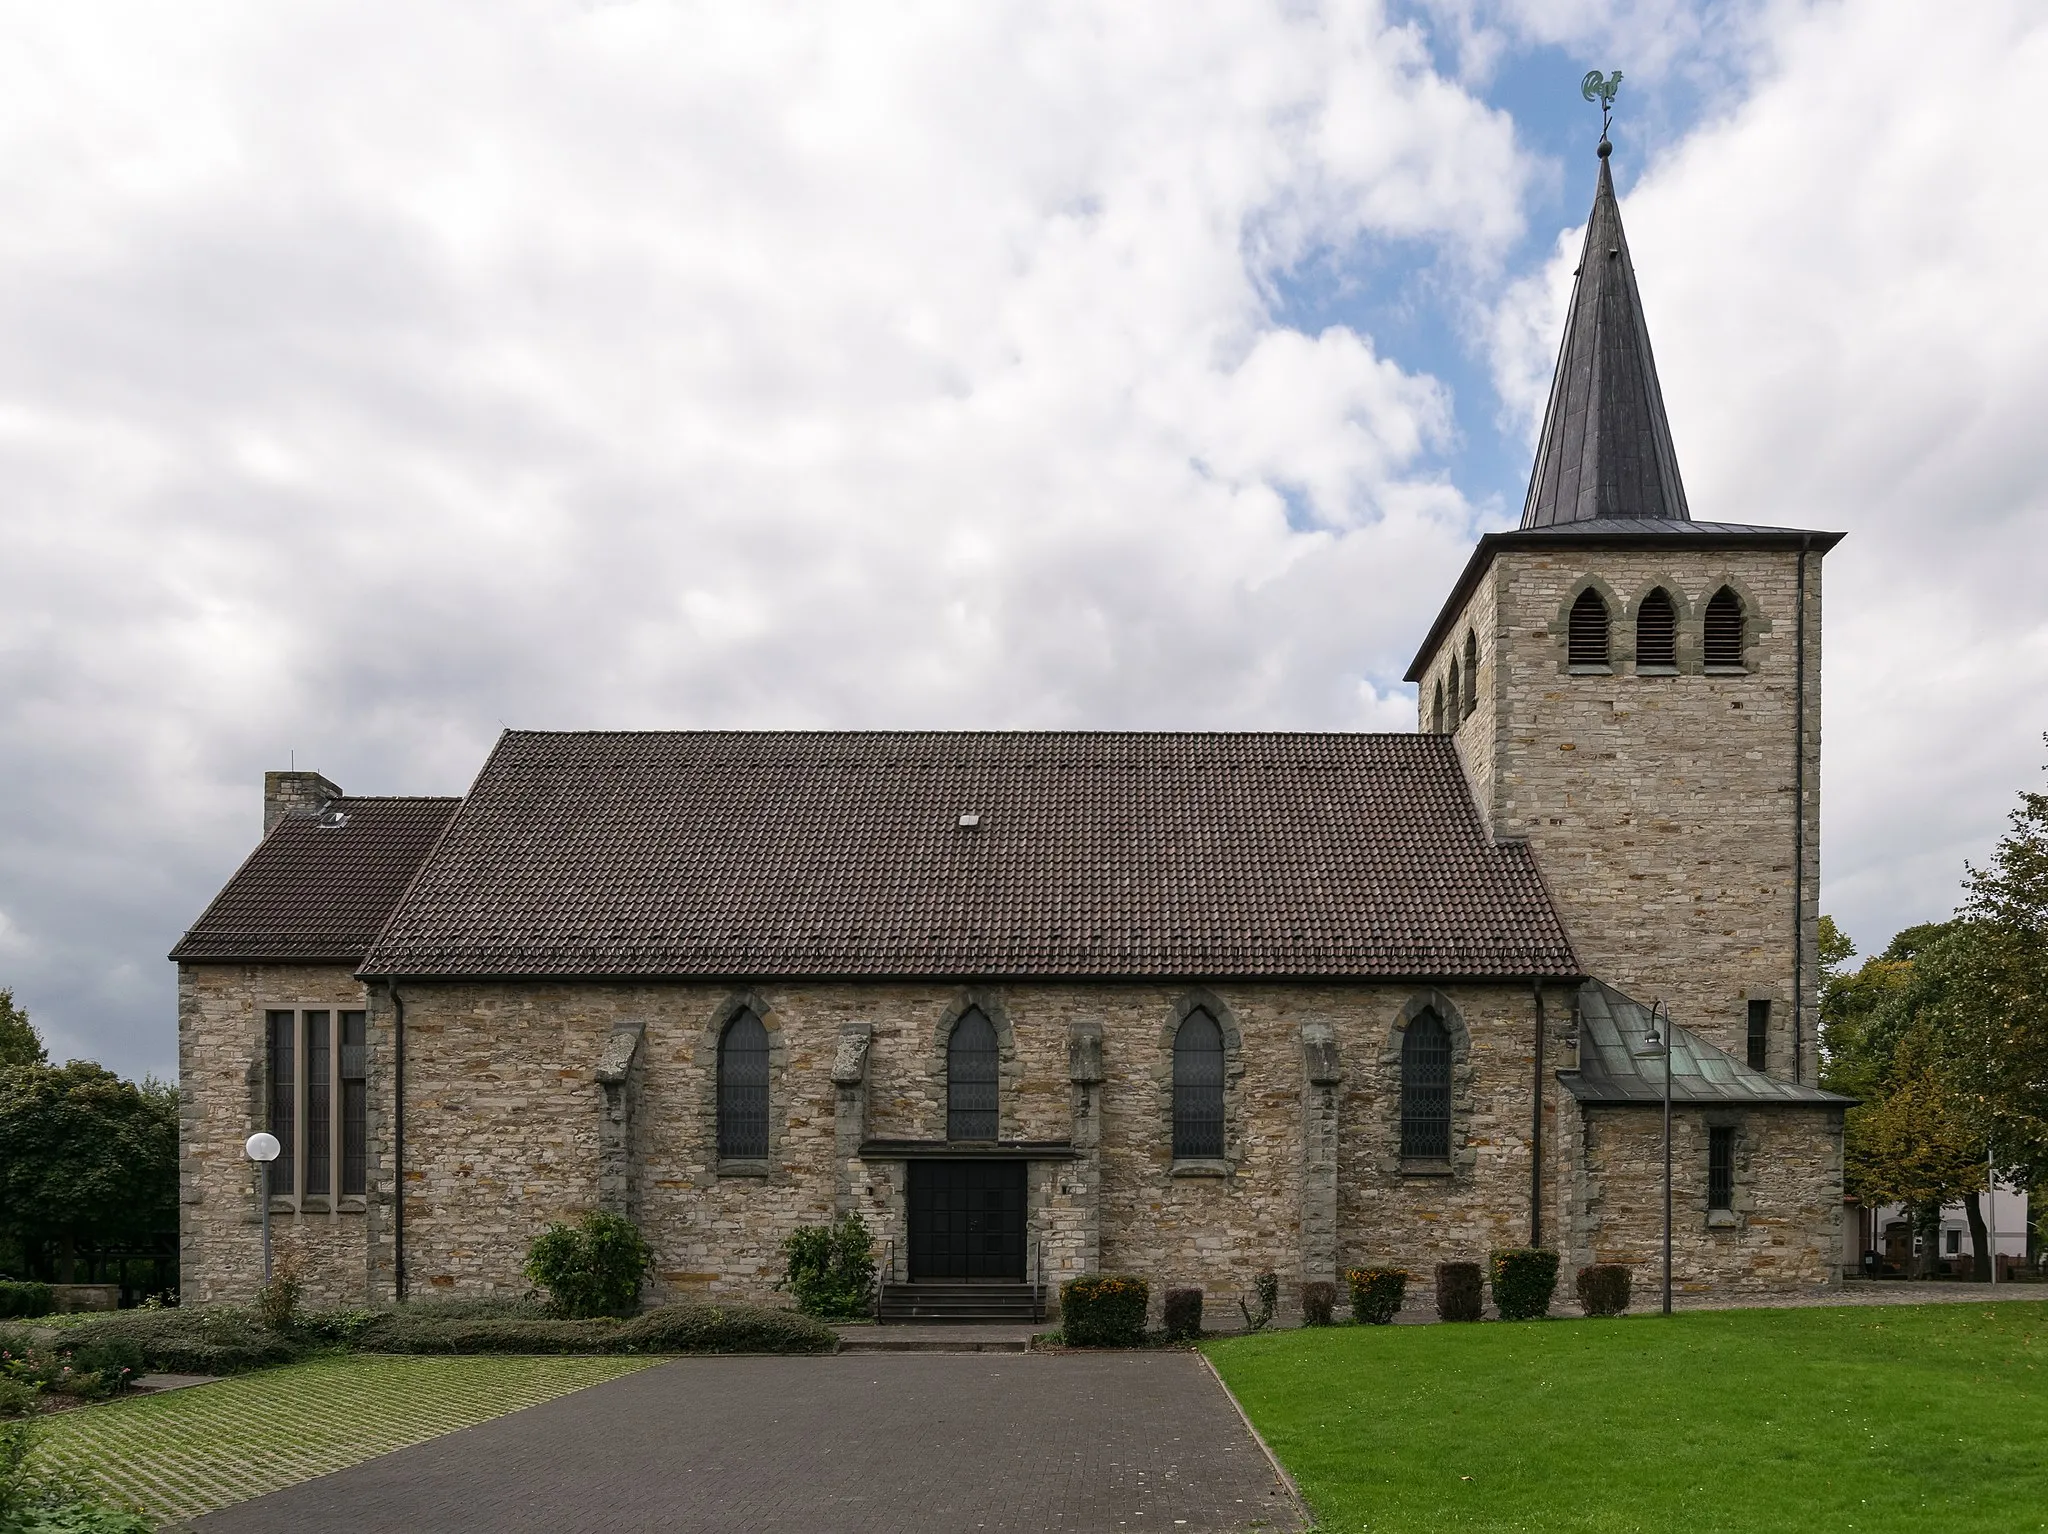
[245,1132,280,1285]
[1632,1002,1674,1316]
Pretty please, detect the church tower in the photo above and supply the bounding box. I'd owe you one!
[1407,136,1842,1083]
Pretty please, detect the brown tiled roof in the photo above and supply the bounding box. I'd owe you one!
[359,731,1579,981]
[171,797,461,964]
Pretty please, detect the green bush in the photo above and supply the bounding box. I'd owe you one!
[387,1294,553,1322]
[295,1308,380,1346]
[611,1304,835,1355]
[1238,1270,1279,1333]
[0,1333,140,1403]
[1490,1248,1561,1321]
[780,1214,876,1321]
[524,1212,653,1319]
[1435,1262,1484,1322]
[1300,1281,1336,1327]
[1574,1263,1632,1318]
[358,1303,835,1356]
[1162,1288,1203,1341]
[253,1260,302,1334]
[1345,1267,1409,1325]
[0,1286,53,1322]
[1060,1274,1149,1347]
[0,1378,37,1419]
[31,1309,303,1376]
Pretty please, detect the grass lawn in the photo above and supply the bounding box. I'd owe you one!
[32,1353,662,1525]
[1207,1301,2048,1534]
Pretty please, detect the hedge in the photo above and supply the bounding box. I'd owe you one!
[1060,1274,1149,1347]
[1435,1262,1484,1322]
[20,1309,307,1376]
[1299,1281,1336,1327]
[1489,1248,1561,1321]
[1575,1263,1632,1318]
[1345,1267,1408,1325]
[0,1281,54,1320]
[358,1303,835,1355]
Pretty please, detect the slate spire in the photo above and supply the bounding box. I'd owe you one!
[1519,140,1690,528]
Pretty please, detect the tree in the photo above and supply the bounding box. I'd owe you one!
[1845,1023,1986,1276]
[1819,919,1952,1101]
[0,990,45,1070]
[0,1061,178,1283]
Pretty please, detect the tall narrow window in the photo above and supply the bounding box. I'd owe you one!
[1568,588,1610,668]
[1708,1126,1735,1211]
[1172,1009,1226,1159]
[1636,588,1677,669]
[340,1010,368,1196]
[303,1010,331,1196]
[717,1010,771,1159]
[266,1010,296,1199]
[1746,1000,1770,1073]
[1445,664,1460,726]
[1704,587,1745,668]
[1462,631,1479,717]
[947,1007,1000,1141]
[1432,680,1445,734]
[1399,1009,1452,1159]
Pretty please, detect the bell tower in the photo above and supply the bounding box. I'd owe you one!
[1407,133,1842,1082]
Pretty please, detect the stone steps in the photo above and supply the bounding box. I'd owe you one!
[877,1281,1045,1325]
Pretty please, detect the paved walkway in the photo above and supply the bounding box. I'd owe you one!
[182,1353,1301,1534]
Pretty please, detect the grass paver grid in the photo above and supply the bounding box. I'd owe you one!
[1208,1300,2048,1534]
[38,1354,660,1524]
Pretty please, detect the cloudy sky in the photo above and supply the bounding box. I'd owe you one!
[2,1,2043,1080]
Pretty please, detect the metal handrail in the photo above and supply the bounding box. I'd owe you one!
[876,1240,893,1318]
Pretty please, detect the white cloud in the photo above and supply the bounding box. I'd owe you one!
[1487,0,2048,955]
[0,0,1530,1075]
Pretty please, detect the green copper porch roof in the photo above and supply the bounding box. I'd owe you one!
[1562,981,1853,1107]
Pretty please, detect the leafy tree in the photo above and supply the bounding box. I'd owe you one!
[1819,919,1953,1101]
[0,1062,178,1283]
[0,991,45,1070]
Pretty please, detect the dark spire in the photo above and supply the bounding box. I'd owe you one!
[1519,141,1690,528]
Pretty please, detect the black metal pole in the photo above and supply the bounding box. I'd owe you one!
[1663,1025,1673,1315]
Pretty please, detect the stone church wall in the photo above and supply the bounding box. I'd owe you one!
[1416,543,1825,1077]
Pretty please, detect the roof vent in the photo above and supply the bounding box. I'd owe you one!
[957,811,982,829]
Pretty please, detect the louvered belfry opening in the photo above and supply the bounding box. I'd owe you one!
[1568,588,1611,667]
[1400,1009,1452,1159]
[717,1010,771,1158]
[1172,1008,1226,1159]
[1635,588,1677,668]
[947,1007,1000,1141]
[1704,586,1744,667]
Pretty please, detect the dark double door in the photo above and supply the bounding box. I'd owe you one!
[907,1160,1026,1281]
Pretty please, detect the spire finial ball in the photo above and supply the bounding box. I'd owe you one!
[1597,137,1612,159]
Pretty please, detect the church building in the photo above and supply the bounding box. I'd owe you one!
[173,139,1852,1320]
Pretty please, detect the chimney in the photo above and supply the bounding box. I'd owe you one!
[264,770,344,834]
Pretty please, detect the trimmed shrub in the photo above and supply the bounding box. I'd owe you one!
[1345,1267,1408,1325]
[1162,1288,1203,1342]
[611,1304,835,1355]
[1435,1262,1484,1322]
[1300,1281,1336,1327]
[524,1211,653,1319]
[32,1308,304,1376]
[1238,1270,1279,1333]
[1490,1248,1561,1321]
[1060,1274,1149,1348]
[780,1213,877,1321]
[1575,1264,1632,1318]
[387,1294,552,1322]
[0,1284,54,1321]
[356,1314,618,1355]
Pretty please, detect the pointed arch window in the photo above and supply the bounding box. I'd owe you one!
[947,1007,1000,1141]
[1446,663,1461,726]
[1705,587,1745,668]
[1462,632,1479,717]
[1636,588,1677,670]
[1172,1008,1226,1159]
[1400,1009,1452,1159]
[717,1010,771,1159]
[1568,588,1610,669]
[1432,679,1445,735]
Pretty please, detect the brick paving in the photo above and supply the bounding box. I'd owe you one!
[182,1353,1301,1534]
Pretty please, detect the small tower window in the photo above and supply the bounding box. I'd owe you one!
[1635,588,1677,670]
[1432,679,1445,735]
[1446,663,1461,726]
[1746,1000,1770,1072]
[1568,588,1610,668]
[1462,632,1478,717]
[1705,587,1745,668]
[1708,1126,1735,1211]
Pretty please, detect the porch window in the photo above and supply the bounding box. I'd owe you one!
[266,1008,368,1204]
[1708,1126,1735,1211]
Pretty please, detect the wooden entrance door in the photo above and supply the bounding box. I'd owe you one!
[907,1160,1026,1280]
